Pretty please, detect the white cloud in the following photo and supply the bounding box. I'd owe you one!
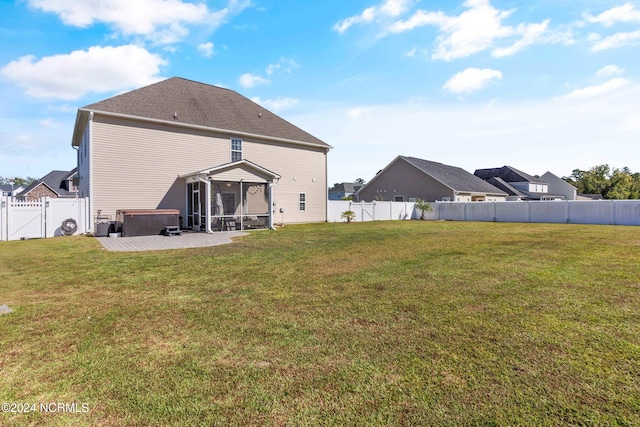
[591,29,640,51]
[197,42,214,57]
[266,57,299,75]
[387,0,550,60]
[443,68,502,94]
[335,7,376,33]
[238,73,270,88]
[584,3,640,27]
[596,65,623,77]
[347,107,375,118]
[404,47,428,57]
[492,20,549,57]
[289,84,640,185]
[334,0,411,33]
[0,45,166,100]
[561,78,630,99]
[26,0,249,44]
[39,118,61,128]
[251,97,299,111]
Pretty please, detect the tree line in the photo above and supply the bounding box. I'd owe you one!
[564,165,640,199]
[0,176,38,187]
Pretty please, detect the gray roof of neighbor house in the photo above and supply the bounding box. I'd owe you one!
[487,176,527,198]
[401,156,507,194]
[17,168,77,198]
[330,182,363,193]
[474,165,543,183]
[74,77,329,149]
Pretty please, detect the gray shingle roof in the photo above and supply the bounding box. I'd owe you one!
[18,168,77,198]
[330,182,363,193]
[474,166,543,183]
[401,157,507,194]
[81,77,329,148]
[487,177,526,198]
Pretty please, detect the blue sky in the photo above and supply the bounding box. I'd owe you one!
[1,0,640,185]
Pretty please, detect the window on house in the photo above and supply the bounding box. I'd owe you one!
[299,193,306,211]
[394,196,404,202]
[231,138,242,162]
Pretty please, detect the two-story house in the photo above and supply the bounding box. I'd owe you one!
[71,77,331,232]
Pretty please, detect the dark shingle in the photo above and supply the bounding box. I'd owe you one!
[474,166,543,183]
[18,168,77,197]
[401,156,506,194]
[82,77,329,148]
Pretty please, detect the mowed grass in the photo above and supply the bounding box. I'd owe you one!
[1,221,639,426]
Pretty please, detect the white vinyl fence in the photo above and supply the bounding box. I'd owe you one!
[0,197,90,241]
[329,200,640,226]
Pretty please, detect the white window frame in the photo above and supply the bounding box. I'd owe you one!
[231,138,242,162]
[299,193,306,212]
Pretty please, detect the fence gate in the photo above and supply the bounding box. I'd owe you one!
[0,196,89,241]
[350,202,376,222]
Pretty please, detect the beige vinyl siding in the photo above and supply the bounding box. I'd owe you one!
[90,115,327,223]
[244,138,327,224]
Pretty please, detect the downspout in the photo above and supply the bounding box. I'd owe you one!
[72,144,81,232]
[325,150,328,222]
[88,112,94,232]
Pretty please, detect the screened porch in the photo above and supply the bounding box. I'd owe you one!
[180,160,280,232]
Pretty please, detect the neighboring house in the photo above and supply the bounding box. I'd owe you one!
[357,156,507,202]
[0,184,25,197]
[474,166,564,201]
[540,171,578,201]
[577,193,604,200]
[15,169,77,201]
[71,77,331,232]
[328,182,363,200]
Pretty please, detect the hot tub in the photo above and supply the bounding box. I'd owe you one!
[115,209,180,237]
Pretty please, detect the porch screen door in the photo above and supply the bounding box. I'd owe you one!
[192,186,201,229]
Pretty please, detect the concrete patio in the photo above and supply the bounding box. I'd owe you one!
[96,231,248,252]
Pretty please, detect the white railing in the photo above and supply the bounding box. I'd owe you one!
[0,196,90,241]
[328,200,640,226]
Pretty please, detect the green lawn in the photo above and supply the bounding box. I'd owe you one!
[1,221,639,426]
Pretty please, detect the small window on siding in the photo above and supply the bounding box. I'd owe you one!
[299,193,306,211]
[394,195,404,202]
[231,138,242,162]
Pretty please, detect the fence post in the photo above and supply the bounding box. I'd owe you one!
[0,196,6,241]
[41,197,48,239]
[612,200,616,225]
